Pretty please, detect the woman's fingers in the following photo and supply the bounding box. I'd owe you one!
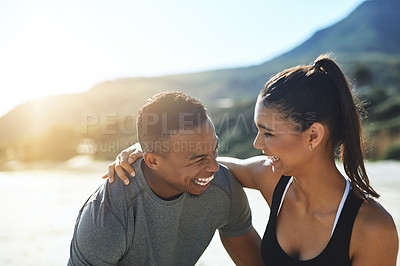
[104,143,143,185]
[128,151,143,163]
[104,161,133,185]
[115,164,130,185]
[107,163,116,183]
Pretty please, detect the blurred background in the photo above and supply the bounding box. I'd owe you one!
[0,0,399,265]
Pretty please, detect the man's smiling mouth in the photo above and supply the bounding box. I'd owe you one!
[193,175,214,186]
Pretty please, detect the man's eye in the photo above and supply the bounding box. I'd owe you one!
[195,158,205,163]
[264,132,273,137]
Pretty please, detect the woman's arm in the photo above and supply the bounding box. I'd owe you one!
[217,156,272,189]
[217,156,281,205]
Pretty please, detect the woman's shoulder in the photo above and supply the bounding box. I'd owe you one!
[356,198,397,235]
[350,198,399,265]
[242,156,282,204]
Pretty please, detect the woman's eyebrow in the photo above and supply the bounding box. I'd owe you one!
[257,124,275,132]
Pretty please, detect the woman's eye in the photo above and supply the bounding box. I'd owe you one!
[264,132,273,138]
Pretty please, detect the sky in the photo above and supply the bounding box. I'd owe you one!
[0,0,365,117]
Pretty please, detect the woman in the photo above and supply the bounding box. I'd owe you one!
[105,55,399,265]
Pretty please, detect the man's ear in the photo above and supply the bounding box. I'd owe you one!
[306,122,326,150]
[143,152,161,170]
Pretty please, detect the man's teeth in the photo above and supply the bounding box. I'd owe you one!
[194,175,214,186]
[267,156,280,162]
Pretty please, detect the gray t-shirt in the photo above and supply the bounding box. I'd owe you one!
[68,159,252,266]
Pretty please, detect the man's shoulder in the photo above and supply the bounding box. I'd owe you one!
[82,161,144,216]
[214,163,237,180]
[70,184,132,265]
[107,159,144,199]
[210,164,242,194]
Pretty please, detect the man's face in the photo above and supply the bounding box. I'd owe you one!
[155,117,220,197]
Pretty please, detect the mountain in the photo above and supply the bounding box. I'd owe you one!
[1,0,400,161]
[278,0,400,59]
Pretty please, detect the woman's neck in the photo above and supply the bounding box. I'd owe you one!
[290,157,347,211]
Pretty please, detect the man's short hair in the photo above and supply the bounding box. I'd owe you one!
[137,92,208,154]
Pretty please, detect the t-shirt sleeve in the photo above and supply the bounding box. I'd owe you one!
[68,180,131,266]
[217,166,253,237]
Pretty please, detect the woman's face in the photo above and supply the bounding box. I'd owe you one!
[253,100,310,176]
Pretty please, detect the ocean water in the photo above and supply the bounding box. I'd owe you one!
[0,159,399,265]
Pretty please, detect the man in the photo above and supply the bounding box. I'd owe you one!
[68,92,262,265]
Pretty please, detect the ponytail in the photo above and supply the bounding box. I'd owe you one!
[313,55,379,199]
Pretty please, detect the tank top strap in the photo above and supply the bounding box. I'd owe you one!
[330,179,351,237]
[330,189,363,255]
[270,176,292,220]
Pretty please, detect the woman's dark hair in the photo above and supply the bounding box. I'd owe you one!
[259,54,379,199]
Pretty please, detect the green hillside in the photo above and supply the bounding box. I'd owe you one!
[1,0,400,166]
[279,0,400,59]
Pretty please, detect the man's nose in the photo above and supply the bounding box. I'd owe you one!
[206,154,220,172]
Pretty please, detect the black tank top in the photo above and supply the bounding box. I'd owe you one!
[261,176,363,266]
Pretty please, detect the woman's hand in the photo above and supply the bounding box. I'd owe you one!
[102,142,143,185]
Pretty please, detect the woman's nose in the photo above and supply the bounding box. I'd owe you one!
[253,132,263,150]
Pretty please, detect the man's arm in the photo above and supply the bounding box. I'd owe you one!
[217,166,263,265]
[220,227,263,266]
